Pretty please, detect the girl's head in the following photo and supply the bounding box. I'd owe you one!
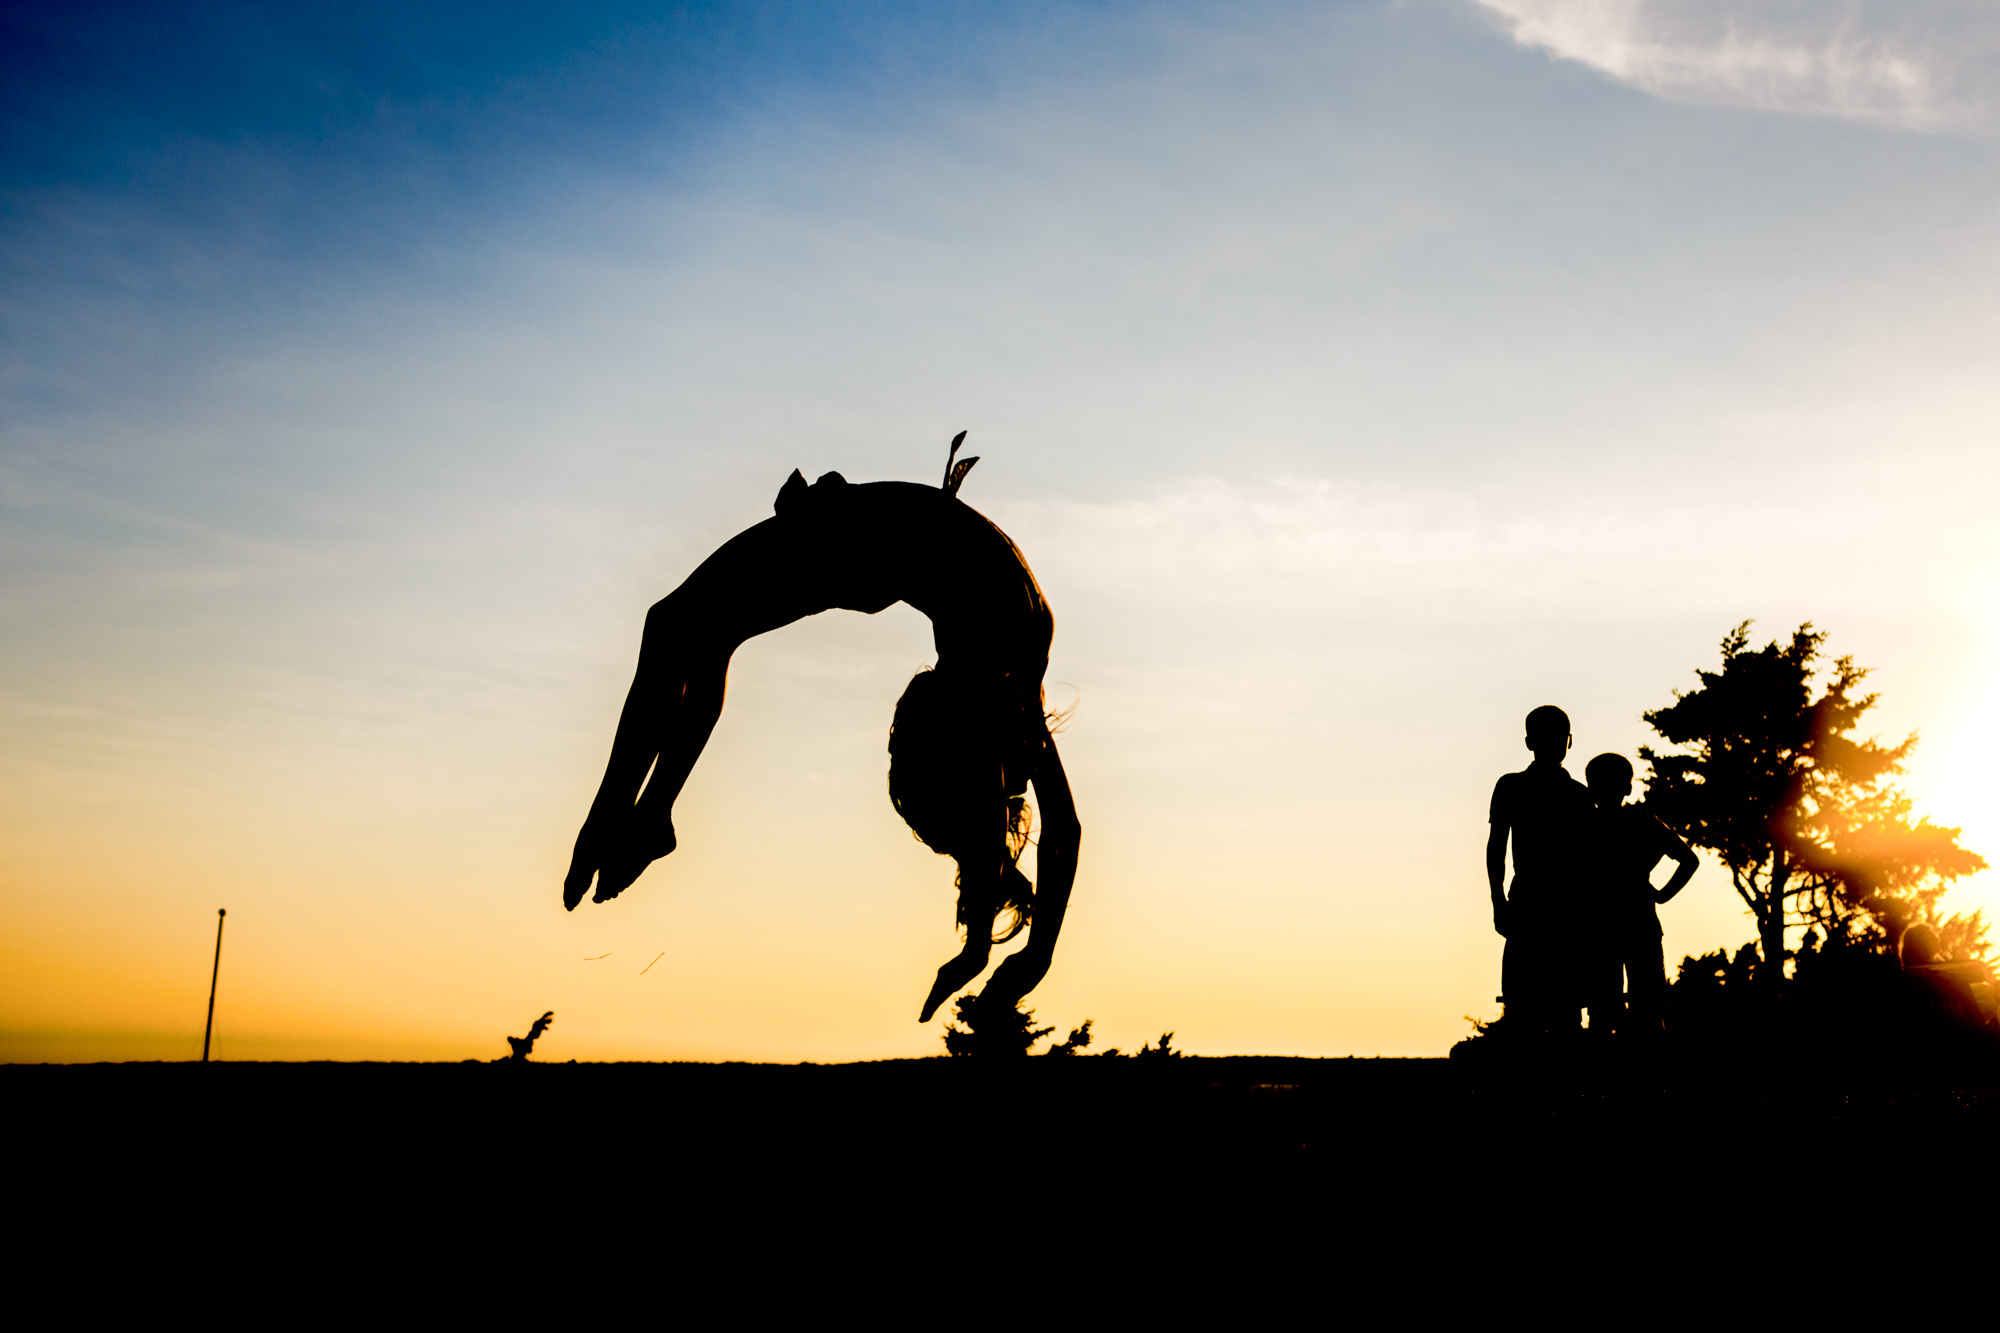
[888,667,1037,943]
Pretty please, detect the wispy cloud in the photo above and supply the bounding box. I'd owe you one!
[999,474,1843,622]
[1472,0,2000,131]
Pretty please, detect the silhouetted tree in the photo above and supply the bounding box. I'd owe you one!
[1133,1031,1180,1059]
[1662,944,1765,1036]
[1641,624,1985,983]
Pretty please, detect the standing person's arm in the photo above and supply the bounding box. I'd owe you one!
[1651,818,1698,904]
[1487,777,1511,936]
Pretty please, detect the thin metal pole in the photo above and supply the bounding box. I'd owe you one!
[202,908,226,1063]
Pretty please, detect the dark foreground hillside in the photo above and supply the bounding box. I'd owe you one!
[19,1053,2000,1298]
[15,1054,2000,1207]
[19,1059,1997,1310]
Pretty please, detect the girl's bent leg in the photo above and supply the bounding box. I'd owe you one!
[565,596,733,908]
[591,649,731,902]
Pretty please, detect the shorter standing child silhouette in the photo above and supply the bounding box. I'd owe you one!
[1583,753,1697,1037]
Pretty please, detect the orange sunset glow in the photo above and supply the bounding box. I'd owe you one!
[7,0,2000,1067]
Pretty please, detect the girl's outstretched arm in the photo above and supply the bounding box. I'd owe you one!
[975,728,1080,1013]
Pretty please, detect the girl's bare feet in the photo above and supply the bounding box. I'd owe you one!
[563,817,677,909]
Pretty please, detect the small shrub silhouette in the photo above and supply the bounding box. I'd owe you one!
[1449,1010,1509,1060]
[1134,1031,1180,1060]
[1045,1020,1094,1056]
[942,993,1054,1057]
[501,1011,554,1062]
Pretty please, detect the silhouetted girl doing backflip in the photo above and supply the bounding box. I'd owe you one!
[564,437,1079,1023]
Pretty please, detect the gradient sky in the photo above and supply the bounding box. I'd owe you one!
[7,0,2000,1062]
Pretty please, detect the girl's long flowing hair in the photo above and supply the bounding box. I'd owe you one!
[888,666,1038,944]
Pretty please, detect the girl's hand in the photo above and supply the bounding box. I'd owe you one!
[919,939,992,1022]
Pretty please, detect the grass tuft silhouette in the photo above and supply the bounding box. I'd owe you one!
[501,1011,554,1062]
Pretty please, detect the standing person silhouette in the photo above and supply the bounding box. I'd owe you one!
[1487,705,1595,1040]
[563,439,1080,1025]
[1583,753,1697,1038]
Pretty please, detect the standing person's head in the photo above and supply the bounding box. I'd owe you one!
[1584,752,1634,809]
[1900,922,1942,968]
[1524,705,1571,763]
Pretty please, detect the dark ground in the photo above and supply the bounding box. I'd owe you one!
[16,1053,2000,1202]
[22,1056,1993,1302]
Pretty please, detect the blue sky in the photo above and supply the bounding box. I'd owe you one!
[2,3,1048,406]
[7,0,2000,1060]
